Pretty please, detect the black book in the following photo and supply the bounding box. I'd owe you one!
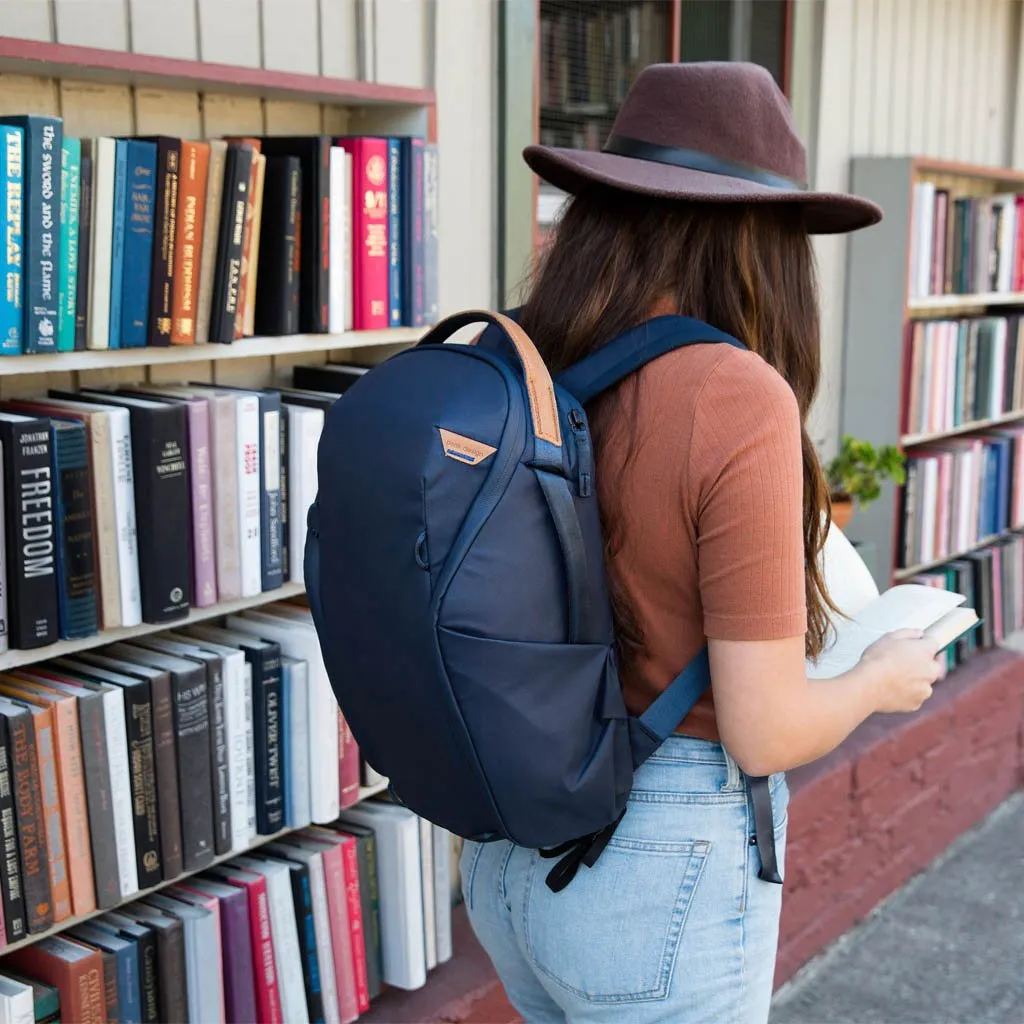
[55,657,162,888]
[187,624,283,835]
[136,136,181,347]
[275,386,337,415]
[0,709,27,943]
[17,669,120,909]
[107,643,215,872]
[1006,316,1019,411]
[0,414,59,648]
[254,156,301,336]
[133,635,232,856]
[53,391,191,623]
[94,912,159,1024]
[280,409,290,581]
[0,116,61,353]
[50,418,99,639]
[75,146,93,351]
[257,137,330,333]
[0,699,51,934]
[292,363,368,394]
[71,651,182,881]
[335,822,383,1000]
[120,905,187,1024]
[210,143,254,343]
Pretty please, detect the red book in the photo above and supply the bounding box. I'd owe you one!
[5,935,105,1024]
[338,712,360,810]
[208,865,282,1024]
[338,833,370,1013]
[338,137,389,330]
[1014,196,1024,290]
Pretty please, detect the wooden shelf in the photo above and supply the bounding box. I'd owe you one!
[0,582,307,672]
[907,292,1024,314]
[902,409,1024,446]
[895,532,1011,580]
[0,37,435,108]
[0,327,426,376]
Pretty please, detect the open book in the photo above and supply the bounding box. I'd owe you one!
[807,526,979,679]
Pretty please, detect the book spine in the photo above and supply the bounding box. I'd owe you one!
[211,146,252,343]
[130,406,191,623]
[206,657,232,856]
[98,947,119,1022]
[387,138,402,327]
[53,699,96,916]
[8,710,53,932]
[288,164,302,333]
[0,126,23,354]
[243,663,257,841]
[342,152,352,330]
[303,854,340,1024]
[254,158,301,337]
[57,138,79,352]
[109,411,142,627]
[102,690,139,899]
[211,394,242,601]
[108,140,128,350]
[194,141,227,345]
[237,395,262,598]
[233,153,261,339]
[122,687,161,889]
[319,843,357,1023]
[3,421,59,648]
[344,138,389,330]
[260,396,284,592]
[0,442,7,653]
[187,402,217,607]
[133,928,159,1024]
[280,410,290,584]
[52,424,99,639]
[423,143,439,324]
[340,839,369,1013]
[328,148,346,334]
[172,670,215,871]
[148,139,181,346]
[154,919,188,1024]
[253,648,284,834]
[121,141,156,350]
[82,412,119,632]
[148,671,182,879]
[87,138,115,351]
[292,867,325,1022]
[171,141,209,345]
[0,716,27,942]
[225,658,250,852]
[32,710,70,922]
[218,892,258,1022]
[74,150,92,351]
[401,138,425,328]
[287,661,311,828]
[359,834,382,1000]
[317,138,330,333]
[241,879,283,1024]
[243,154,266,337]
[75,695,120,909]
[338,714,360,811]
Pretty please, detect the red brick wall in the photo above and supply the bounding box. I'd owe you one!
[776,647,1024,986]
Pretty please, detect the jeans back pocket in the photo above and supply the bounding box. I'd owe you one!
[524,836,710,1004]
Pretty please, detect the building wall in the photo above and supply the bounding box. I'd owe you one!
[809,0,1021,454]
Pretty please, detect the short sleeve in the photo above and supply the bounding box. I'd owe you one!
[690,351,807,641]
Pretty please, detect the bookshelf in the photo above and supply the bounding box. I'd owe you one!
[0,43,449,1024]
[842,156,1024,656]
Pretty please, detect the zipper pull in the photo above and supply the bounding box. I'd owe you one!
[568,408,593,498]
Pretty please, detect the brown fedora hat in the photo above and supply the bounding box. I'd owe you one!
[524,61,881,235]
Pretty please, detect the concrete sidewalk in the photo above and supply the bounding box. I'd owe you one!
[771,793,1024,1024]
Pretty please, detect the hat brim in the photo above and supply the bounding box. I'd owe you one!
[524,145,882,235]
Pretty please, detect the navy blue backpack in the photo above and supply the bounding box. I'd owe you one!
[305,310,781,891]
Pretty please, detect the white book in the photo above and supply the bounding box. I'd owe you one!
[243,661,257,839]
[915,181,936,298]
[432,825,453,964]
[282,656,312,829]
[162,631,251,852]
[87,137,116,350]
[338,802,426,990]
[808,526,978,680]
[328,146,347,334]
[232,856,310,1024]
[0,443,7,655]
[227,610,340,823]
[343,150,353,330]
[97,683,139,896]
[994,194,1017,293]
[0,975,33,1024]
[266,842,341,1024]
[284,404,325,584]
[419,817,437,971]
[236,392,262,597]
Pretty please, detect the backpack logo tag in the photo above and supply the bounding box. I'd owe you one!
[439,428,496,466]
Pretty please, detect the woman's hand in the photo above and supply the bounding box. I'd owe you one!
[859,629,944,713]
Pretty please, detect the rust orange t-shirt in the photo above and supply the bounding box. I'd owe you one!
[596,342,808,741]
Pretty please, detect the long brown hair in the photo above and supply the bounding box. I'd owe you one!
[519,184,835,660]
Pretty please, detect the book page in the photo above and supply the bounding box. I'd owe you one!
[819,523,880,618]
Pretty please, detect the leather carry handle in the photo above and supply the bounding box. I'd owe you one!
[419,310,562,447]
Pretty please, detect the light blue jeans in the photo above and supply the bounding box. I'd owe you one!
[461,736,789,1023]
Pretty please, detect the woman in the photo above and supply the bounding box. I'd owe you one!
[460,62,941,1023]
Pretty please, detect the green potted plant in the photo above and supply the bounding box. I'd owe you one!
[825,434,906,530]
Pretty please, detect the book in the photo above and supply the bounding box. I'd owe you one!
[120,904,187,1024]
[57,136,79,353]
[0,116,61,353]
[4,936,105,1024]
[108,139,128,350]
[74,146,92,351]
[387,137,402,327]
[170,140,210,345]
[400,137,425,328]
[809,526,980,679]
[93,912,158,1024]
[242,153,267,338]
[0,442,7,652]
[337,137,388,330]
[67,923,140,1024]
[0,708,27,943]
[328,146,348,334]
[280,657,311,829]
[85,137,115,351]
[209,143,254,343]
[256,156,302,337]
[0,414,58,649]
[120,140,157,350]
[234,150,262,339]
[423,143,439,324]
[0,971,59,1024]
[0,125,24,355]
[0,975,33,1024]
[194,140,227,345]
[141,137,181,347]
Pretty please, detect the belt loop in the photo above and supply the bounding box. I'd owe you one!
[721,748,743,792]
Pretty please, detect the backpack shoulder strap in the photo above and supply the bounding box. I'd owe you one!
[556,315,746,405]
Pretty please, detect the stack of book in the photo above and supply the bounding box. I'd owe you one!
[903,315,1024,436]
[0,115,439,355]
[0,378,359,650]
[909,180,1024,298]
[0,611,451,1021]
[899,428,1024,569]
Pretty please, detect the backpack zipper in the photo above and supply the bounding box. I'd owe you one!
[568,408,593,497]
